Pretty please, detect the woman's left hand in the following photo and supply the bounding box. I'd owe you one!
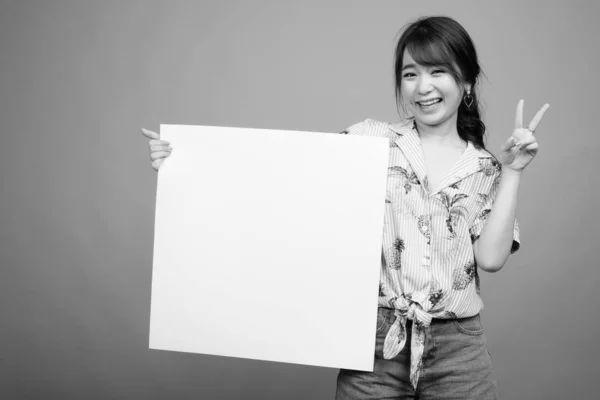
[499,99,550,172]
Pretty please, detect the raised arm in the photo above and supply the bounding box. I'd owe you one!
[473,99,549,272]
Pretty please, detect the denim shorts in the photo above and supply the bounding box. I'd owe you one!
[336,307,498,400]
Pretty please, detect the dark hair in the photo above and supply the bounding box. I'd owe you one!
[394,16,486,149]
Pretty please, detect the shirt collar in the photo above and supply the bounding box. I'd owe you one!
[388,121,495,195]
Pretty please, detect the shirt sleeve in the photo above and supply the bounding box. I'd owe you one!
[469,171,521,254]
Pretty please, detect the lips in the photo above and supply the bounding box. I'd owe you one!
[417,98,442,106]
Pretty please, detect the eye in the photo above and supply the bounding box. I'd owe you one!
[402,72,416,78]
[432,69,446,75]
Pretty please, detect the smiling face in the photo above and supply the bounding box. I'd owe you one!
[400,50,465,129]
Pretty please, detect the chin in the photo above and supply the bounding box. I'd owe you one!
[416,116,445,127]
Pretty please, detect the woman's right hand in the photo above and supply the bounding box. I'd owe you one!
[141,128,172,171]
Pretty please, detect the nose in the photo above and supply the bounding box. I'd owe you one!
[417,74,434,95]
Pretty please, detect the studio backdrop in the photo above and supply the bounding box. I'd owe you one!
[1,1,598,399]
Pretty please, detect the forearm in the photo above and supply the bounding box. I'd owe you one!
[473,168,522,272]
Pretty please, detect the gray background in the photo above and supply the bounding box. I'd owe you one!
[1,1,598,399]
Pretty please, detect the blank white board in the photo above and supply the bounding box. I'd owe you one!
[149,124,389,371]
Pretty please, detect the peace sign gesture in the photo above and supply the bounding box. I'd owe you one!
[499,99,550,172]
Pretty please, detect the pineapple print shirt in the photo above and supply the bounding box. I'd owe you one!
[341,118,520,388]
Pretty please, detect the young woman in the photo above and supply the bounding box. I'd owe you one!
[142,16,548,400]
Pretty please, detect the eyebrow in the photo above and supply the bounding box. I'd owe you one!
[401,63,416,71]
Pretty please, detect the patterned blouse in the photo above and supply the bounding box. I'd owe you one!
[341,118,520,388]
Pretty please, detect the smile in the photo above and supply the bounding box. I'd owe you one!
[417,98,442,106]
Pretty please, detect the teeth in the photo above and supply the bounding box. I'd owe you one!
[419,99,441,106]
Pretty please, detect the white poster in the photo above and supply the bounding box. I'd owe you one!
[149,124,389,371]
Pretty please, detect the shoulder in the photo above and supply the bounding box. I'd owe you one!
[471,145,501,177]
[473,146,497,161]
[341,118,409,138]
[470,148,504,195]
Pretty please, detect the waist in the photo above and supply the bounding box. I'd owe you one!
[377,306,479,325]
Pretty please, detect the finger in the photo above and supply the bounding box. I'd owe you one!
[150,145,172,152]
[523,142,539,157]
[509,143,522,155]
[512,126,533,144]
[141,128,160,140]
[500,136,517,152]
[518,134,536,147]
[152,158,164,171]
[523,142,539,152]
[528,103,550,132]
[150,151,171,161]
[514,134,536,152]
[149,139,170,146]
[515,99,524,130]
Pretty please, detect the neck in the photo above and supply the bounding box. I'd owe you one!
[414,117,464,147]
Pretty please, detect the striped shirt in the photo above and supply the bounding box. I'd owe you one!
[341,118,520,388]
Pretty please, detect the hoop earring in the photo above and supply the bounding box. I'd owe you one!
[463,89,474,108]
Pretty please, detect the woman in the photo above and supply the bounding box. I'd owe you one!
[142,16,548,400]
